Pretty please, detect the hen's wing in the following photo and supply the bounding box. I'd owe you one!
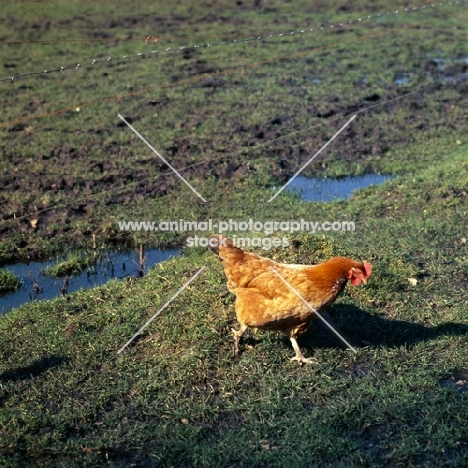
[217,244,280,290]
[238,265,321,301]
[232,267,319,329]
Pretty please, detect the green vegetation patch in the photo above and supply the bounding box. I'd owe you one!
[42,252,95,277]
[0,268,21,294]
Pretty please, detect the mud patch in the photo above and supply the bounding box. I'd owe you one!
[439,370,468,394]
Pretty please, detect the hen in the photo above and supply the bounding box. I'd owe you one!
[210,235,372,364]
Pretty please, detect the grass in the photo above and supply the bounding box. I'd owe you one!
[1,134,467,466]
[1,0,468,466]
[41,252,95,277]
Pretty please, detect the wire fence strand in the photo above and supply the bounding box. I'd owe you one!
[1,0,466,84]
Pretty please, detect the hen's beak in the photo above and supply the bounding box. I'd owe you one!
[361,277,367,285]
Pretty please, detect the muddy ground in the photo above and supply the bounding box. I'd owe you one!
[1,2,468,262]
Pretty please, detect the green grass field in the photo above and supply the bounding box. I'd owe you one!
[1,0,467,466]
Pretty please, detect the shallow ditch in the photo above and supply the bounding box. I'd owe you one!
[0,248,180,314]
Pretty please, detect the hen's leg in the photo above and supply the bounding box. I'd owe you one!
[232,324,248,354]
[290,337,316,365]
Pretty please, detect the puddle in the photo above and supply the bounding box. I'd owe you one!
[393,73,410,85]
[429,58,446,71]
[439,371,468,394]
[0,248,180,314]
[286,174,394,202]
[444,72,468,83]
[426,56,468,71]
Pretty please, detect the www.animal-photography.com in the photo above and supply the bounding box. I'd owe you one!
[1,0,467,466]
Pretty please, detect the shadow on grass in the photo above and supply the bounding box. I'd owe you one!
[0,354,69,382]
[298,304,468,351]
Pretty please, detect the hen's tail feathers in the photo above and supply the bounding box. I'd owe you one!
[208,234,235,255]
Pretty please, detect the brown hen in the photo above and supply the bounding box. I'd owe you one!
[210,235,372,364]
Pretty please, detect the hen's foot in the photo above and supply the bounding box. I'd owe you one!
[231,328,240,354]
[290,355,318,365]
[232,324,248,355]
[289,336,317,365]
